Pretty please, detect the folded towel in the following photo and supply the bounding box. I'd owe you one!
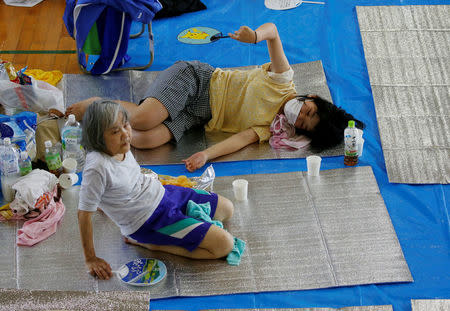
[269,114,311,150]
[226,237,246,266]
[186,200,223,228]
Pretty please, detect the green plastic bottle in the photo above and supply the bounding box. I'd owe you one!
[19,151,32,176]
[344,120,358,166]
[44,140,63,176]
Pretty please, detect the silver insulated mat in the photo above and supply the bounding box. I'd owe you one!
[202,306,393,311]
[0,166,411,298]
[356,5,450,184]
[0,288,149,311]
[411,299,450,311]
[62,61,343,165]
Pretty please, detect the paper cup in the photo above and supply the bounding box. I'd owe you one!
[306,155,322,176]
[357,138,365,157]
[62,158,77,173]
[59,173,79,189]
[232,179,248,201]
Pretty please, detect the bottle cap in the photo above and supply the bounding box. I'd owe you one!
[348,120,355,128]
[68,114,75,122]
[45,140,52,148]
[4,137,11,145]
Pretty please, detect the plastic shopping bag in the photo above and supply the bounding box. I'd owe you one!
[0,78,64,115]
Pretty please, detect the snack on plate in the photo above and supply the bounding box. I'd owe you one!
[158,174,197,188]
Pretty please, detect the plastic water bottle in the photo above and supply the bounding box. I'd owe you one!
[44,140,63,177]
[61,114,85,172]
[344,120,358,166]
[18,151,32,176]
[1,138,20,202]
[0,139,4,174]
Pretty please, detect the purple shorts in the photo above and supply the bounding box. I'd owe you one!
[129,185,218,252]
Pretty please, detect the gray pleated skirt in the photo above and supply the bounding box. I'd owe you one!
[140,60,215,142]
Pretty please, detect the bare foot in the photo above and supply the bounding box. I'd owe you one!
[65,97,101,121]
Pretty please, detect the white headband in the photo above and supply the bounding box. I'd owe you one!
[284,98,303,125]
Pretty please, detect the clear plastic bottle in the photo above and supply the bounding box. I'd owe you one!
[24,128,37,161]
[1,138,20,202]
[44,140,63,177]
[344,120,359,166]
[19,150,32,176]
[61,114,85,172]
[0,138,4,174]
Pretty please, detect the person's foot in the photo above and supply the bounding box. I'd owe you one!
[65,97,101,121]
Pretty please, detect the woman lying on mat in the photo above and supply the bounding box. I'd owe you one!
[78,101,236,280]
[67,23,364,172]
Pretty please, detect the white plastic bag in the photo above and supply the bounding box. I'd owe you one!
[0,78,64,115]
[10,169,59,215]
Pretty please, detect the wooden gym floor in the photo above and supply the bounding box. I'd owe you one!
[0,0,82,74]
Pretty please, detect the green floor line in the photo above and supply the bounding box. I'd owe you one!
[0,50,76,54]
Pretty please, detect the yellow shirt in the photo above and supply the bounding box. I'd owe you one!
[206,63,296,142]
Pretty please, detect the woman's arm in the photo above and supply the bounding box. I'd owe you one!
[228,23,290,73]
[78,210,112,280]
[182,128,259,172]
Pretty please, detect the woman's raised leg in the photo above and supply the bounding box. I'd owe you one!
[128,97,169,131]
[213,195,234,222]
[131,124,173,149]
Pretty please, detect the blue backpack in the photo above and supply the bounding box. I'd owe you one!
[63,0,162,74]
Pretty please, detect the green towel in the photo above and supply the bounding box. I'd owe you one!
[192,188,210,195]
[226,237,246,266]
[186,200,223,228]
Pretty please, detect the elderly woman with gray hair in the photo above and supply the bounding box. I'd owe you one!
[77,100,240,280]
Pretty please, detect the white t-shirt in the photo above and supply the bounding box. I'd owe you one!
[78,151,165,236]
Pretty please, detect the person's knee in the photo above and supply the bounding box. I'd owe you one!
[129,98,169,131]
[131,128,172,149]
[211,230,234,258]
[216,195,234,221]
[129,112,148,130]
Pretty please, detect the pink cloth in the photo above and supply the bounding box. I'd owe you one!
[269,114,311,150]
[17,197,65,247]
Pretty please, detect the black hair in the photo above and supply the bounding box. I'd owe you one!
[296,95,365,150]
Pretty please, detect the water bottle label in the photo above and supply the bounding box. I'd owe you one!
[3,160,19,175]
[62,127,81,150]
[344,134,358,156]
[45,153,62,170]
[65,137,77,145]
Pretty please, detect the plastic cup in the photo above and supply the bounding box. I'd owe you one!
[62,158,77,173]
[306,155,322,176]
[357,138,365,157]
[232,179,248,201]
[59,173,79,189]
